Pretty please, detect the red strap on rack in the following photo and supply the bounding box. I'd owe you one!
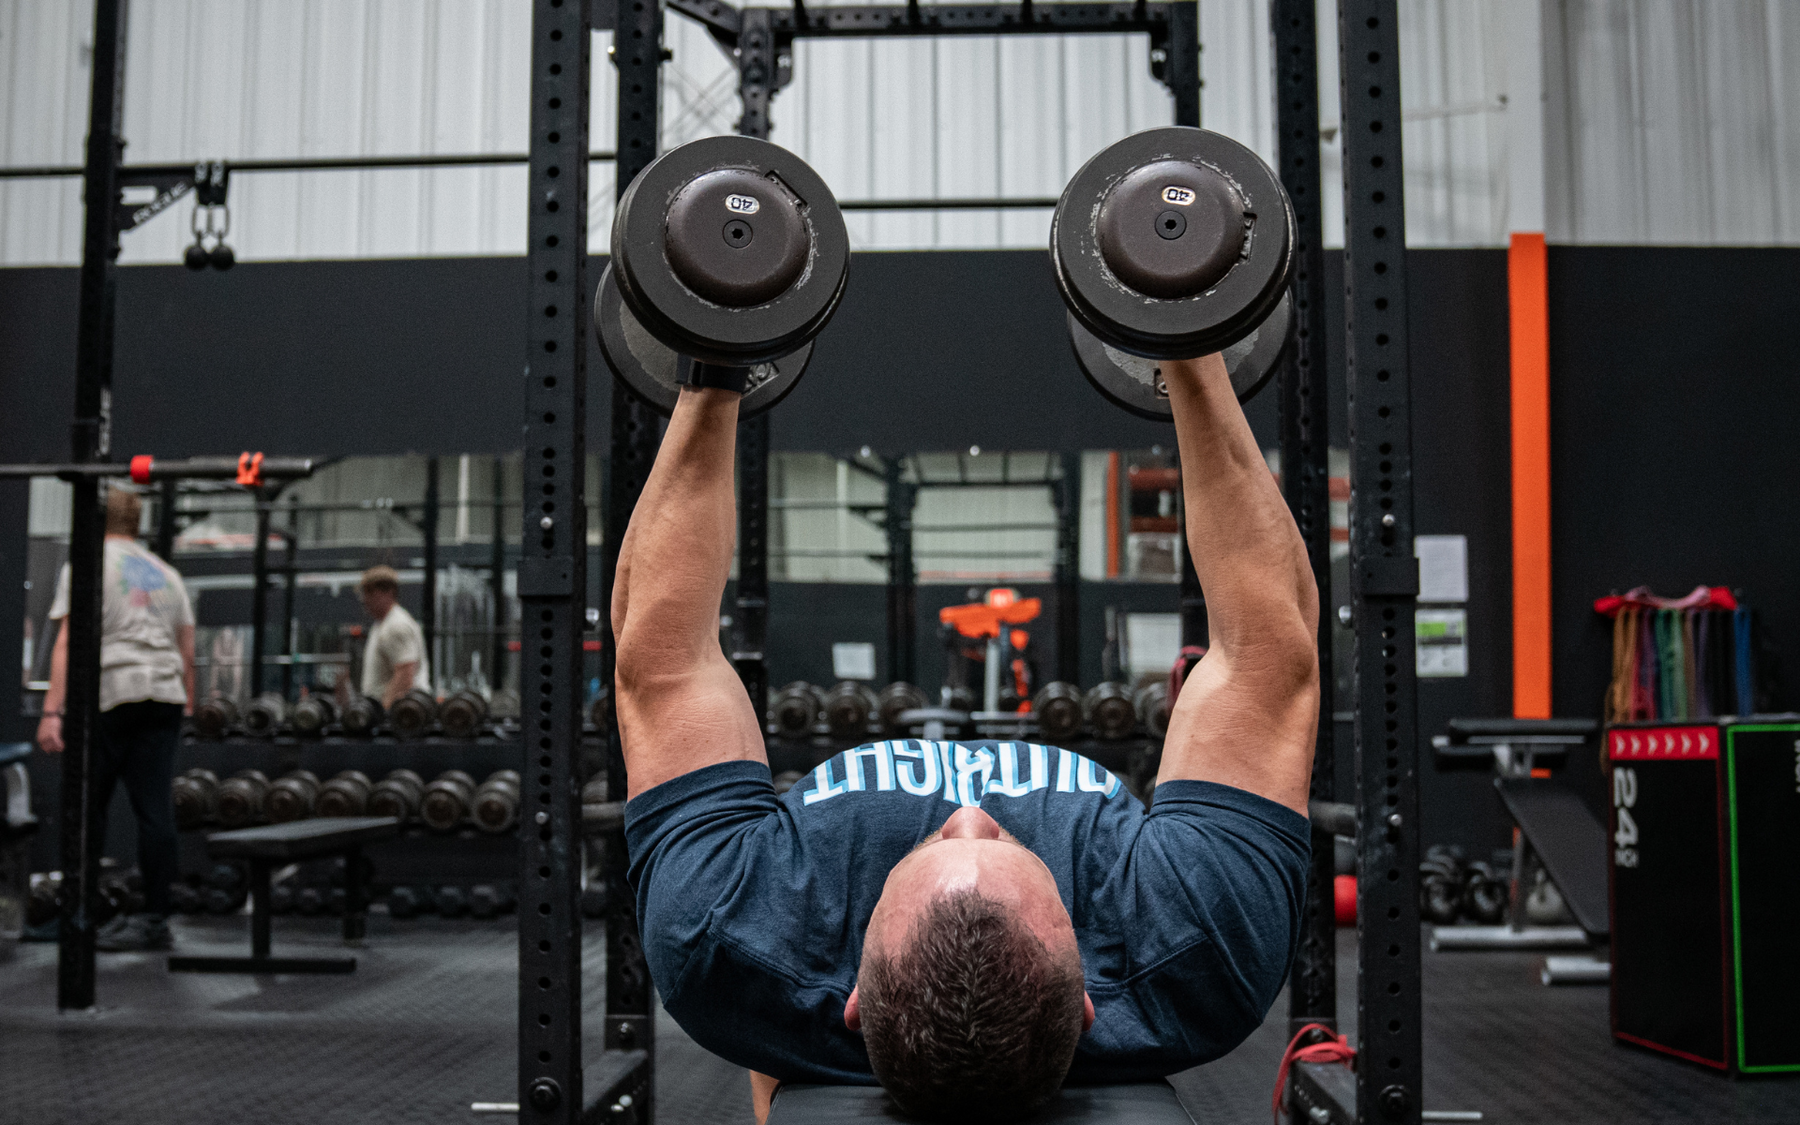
[236,451,264,487]
[129,455,153,484]
[1272,1022,1356,1125]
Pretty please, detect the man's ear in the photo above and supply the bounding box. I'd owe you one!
[1082,991,1095,1032]
[844,986,861,1032]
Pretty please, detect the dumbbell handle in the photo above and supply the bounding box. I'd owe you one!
[678,358,751,394]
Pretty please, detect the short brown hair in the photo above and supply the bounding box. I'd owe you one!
[104,485,141,536]
[359,565,400,595]
[858,890,1086,1122]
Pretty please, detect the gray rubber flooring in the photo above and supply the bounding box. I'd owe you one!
[2,920,1794,1124]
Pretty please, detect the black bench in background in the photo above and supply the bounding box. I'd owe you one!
[168,816,397,975]
[1429,718,1607,971]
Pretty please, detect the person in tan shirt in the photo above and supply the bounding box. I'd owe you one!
[39,486,196,952]
[357,566,431,706]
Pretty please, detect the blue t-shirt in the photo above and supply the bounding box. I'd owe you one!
[625,739,1309,1085]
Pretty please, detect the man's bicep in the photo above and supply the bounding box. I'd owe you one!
[1154,647,1318,814]
[616,653,766,799]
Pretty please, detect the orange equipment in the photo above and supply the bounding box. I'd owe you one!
[938,588,1042,640]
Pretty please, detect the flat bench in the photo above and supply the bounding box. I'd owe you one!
[767,1082,1198,1123]
[168,816,398,975]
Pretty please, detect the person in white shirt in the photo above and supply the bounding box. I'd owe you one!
[38,485,195,952]
[358,565,431,706]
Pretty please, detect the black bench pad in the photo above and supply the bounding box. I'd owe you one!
[204,816,398,860]
[768,1082,1198,1123]
[1496,779,1610,939]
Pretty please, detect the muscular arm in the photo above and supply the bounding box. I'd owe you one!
[612,387,767,799]
[1156,353,1320,814]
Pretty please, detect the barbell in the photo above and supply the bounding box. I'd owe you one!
[596,128,1295,421]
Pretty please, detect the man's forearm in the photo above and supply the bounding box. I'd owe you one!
[1162,354,1317,657]
[611,388,742,672]
[45,626,68,714]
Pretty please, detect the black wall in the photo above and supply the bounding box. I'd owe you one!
[7,246,1799,860]
[1547,247,1800,720]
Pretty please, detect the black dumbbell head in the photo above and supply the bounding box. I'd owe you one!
[1066,291,1292,420]
[610,135,849,366]
[1052,127,1294,361]
[595,265,813,420]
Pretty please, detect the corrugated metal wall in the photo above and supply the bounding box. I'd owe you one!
[3,0,1798,265]
[1547,0,1800,243]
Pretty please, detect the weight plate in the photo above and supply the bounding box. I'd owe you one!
[1067,291,1293,420]
[611,135,850,366]
[595,264,811,419]
[1052,126,1294,360]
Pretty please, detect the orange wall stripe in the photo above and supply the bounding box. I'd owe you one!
[1509,232,1552,719]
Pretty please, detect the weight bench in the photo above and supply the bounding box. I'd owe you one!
[168,816,397,975]
[767,1083,1198,1123]
[1429,718,1606,958]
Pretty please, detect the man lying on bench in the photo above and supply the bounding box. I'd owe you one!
[612,351,1319,1123]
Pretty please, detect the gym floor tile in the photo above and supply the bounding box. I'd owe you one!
[3,922,1794,1124]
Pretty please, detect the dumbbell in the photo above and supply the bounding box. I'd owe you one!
[489,688,521,721]
[469,884,515,920]
[580,774,608,807]
[1032,682,1085,744]
[822,681,880,741]
[588,686,614,737]
[772,770,805,795]
[315,770,373,818]
[215,769,271,827]
[193,696,240,739]
[265,769,321,823]
[942,685,977,715]
[243,692,290,736]
[1462,860,1509,925]
[420,770,476,832]
[291,695,338,736]
[876,682,928,735]
[769,682,823,737]
[295,886,327,916]
[440,690,490,740]
[388,689,438,738]
[341,695,384,736]
[169,881,204,915]
[434,884,469,918]
[471,770,521,834]
[368,768,425,822]
[1133,681,1172,740]
[387,885,427,920]
[171,768,219,830]
[1083,683,1138,742]
[1052,127,1296,419]
[596,135,850,418]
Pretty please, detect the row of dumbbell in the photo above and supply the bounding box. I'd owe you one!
[766,679,1173,743]
[386,883,517,920]
[172,768,523,834]
[192,689,517,740]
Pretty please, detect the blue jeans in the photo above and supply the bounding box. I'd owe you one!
[94,701,183,916]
